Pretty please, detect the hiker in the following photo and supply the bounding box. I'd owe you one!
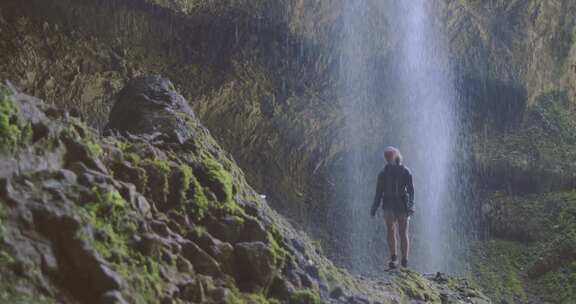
[370,146,415,268]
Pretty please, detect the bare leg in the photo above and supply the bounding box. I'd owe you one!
[384,213,397,258]
[398,216,410,261]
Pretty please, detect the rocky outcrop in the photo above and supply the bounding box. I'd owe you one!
[0,80,488,303]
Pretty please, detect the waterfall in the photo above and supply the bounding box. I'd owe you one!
[335,0,464,274]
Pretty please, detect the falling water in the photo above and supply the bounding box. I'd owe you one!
[336,0,464,274]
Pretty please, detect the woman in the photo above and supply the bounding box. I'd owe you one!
[370,146,415,269]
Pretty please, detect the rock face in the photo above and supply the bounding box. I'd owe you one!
[0,82,488,303]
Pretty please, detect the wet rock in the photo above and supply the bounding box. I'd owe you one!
[330,286,344,299]
[234,241,276,292]
[150,220,171,238]
[175,255,194,274]
[237,199,260,217]
[291,238,306,255]
[346,295,370,304]
[305,264,320,280]
[269,276,296,301]
[105,75,195,144]
[209,287,233,303]
[209,241,235,274]
[135,233,162,257]
[240,217,268,243]
[61,134,108,174]
[99,290,128,304]
[179,279,204,302]
[204,215,244,243]
[181,240,221,276]
[167,210,189,228]
[109,161,147,193]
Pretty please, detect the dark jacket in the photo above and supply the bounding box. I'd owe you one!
[371,164,414,215]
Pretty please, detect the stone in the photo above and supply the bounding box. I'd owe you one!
[234,241,276,292]
[109,161,147,193]
[209,287,232,304]
[209,241,234,274]
[330,286,344,299]
[240,217,268,243]
[237,199,260,217]
[135,233,164,258]
[305,264,320,280]
[180,240,221,276]
[204,215,244,244]
[104,75,195,144]
[269,276,296,301]
[178,279,204,302]
[175,255,194,274]
[99,290,128,304]
[150,220,171,238]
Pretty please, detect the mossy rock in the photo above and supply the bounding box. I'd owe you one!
[288,289,321,304]
[393,270,440,302]
[0,85,30,154]
[197,154,234,204]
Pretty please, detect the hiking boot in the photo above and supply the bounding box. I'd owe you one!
[388,255,398,269]
[401,258,408,268]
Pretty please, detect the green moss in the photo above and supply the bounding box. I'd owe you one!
[77,187,169,302]
[244,293,270,304]
[226,287,276,304]
[319,263,350,286]
[469,240,528,303]
[79,187,134,259]
[289,289,321,304]
[200,154,233,203]
[393,271,439,302]
[531,91,576,143]
[267,227,287,268]
[142,157,172,205]
[125,152,142,165]
[0,288,54,304]
[85,141,103,157]
[168,163,193,210]
[475,191,576,303]
[0,86,27,153]
[0,203,12,268]
[536,261,576,304]
[189,172,210,220]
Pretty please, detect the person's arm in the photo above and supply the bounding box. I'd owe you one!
[370,172,385,217]
[406,169,415,214]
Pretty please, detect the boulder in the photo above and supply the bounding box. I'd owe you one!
[180,240,221,276]
[234,241,276,292]
[104,75,195,144]
[204,215,244,244]
[178,279,204,302]
[240,217,268,243]
[99,290,128,304]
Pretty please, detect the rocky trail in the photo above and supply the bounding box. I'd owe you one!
[0,77,489,303]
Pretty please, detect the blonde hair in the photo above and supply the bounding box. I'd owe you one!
[384,146,402,165]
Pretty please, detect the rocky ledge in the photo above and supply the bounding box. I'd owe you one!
[0,76,488,303]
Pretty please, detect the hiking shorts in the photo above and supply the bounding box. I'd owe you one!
[381,198,410,220]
